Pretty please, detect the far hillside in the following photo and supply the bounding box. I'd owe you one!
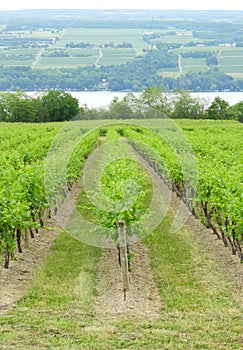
[0,9,243,91]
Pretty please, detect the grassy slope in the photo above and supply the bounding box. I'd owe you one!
[0,206,242,349]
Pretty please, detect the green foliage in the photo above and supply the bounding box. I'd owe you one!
[98,128,107,136]
[0,90,39,122]
[41,90,80,122]
[229,101,243,122]
[0,90,80,122]
[172,90,206,119]
[79,134,152,243]
[109,98,134,119]
[1,88,243,123]
[0,121,98,267]
[124,119,243,259]
[205,55,218,66]
[0,117,242,266]
[206,96,231,119]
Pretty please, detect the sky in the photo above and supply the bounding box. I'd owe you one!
[1,0,243,12]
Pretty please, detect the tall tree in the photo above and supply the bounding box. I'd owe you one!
[206,97,231,120]
[41,90,80,122]
[172,90,206,119]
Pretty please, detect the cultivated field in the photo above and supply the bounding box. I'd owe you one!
[1,25,243,78]
[0,119,242,349]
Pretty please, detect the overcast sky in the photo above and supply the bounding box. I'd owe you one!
[1,0,243,12]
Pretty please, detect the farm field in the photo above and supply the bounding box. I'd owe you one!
[162,46,243,78]
[98,48,136,66]
[0,119,243,349]
[1,24,243,78]
[37,52,100,68]
[180,57,208,73]
[0,28,149,69]
[56,28,148,52]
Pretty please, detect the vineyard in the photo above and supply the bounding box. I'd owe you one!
[0,118,243,265]
[125,119,243,262]
[0,119,242,349]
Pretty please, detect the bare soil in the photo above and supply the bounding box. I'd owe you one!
[94,242,162,318]
[0,218,58,315]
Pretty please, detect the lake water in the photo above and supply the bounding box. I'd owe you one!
[69,91,243,108]
[26,90,243,108]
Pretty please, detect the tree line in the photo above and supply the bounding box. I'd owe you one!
[0,88,242,123]
[0,58,242,92]
[0,90,80,122]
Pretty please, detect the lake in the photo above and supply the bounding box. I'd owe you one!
[69,91,243,108]
[25,90,243,108]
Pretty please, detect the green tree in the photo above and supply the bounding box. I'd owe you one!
[41,90,80,122]
[172,90,206,119]
[229,101,243,122]
[206,97,231,119]
[205,56,218,67]
[140,86,172,116]
[0,91,39,122]
[109,97,134,119]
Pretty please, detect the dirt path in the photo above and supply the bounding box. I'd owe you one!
[95,48,103,67]
[31,48,45,69]
[95,242,162,318]
[178,54,183,74]
[0,218,58,315]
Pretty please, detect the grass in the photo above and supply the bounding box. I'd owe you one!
[0,207,242,349]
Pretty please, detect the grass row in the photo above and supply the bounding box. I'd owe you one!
[0,125,242,349]
[0,212,242,349]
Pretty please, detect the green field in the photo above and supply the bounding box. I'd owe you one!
[218,56,243,74]
[15,29,59,39]
[1,24,243,79]
[37,50,100,68]
[220,48,243,57]
[0,120,242,349]
[149,29,200,45]
[182,57,208,73]
[0,28,149,69]
[99,48,136,66]
[0,48,38,67]
[56,28,149,52]
[37,56,96,68]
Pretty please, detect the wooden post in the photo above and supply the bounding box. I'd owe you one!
[118,219,129,301]
[4,245,10,269]
[24,228,30,249]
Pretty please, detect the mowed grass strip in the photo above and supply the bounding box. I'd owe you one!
[0,204,242,349]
